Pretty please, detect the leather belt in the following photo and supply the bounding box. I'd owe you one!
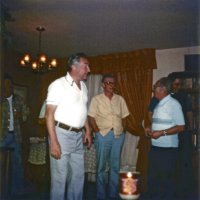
[55,121,83,132]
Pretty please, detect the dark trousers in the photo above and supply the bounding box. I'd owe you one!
[177,131,194,196]
[2,132,25,196]
[146,146,178,200]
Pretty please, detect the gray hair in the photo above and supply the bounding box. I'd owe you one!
[154,77,172,94]
[67,52,87,72]
[101,73,115,83]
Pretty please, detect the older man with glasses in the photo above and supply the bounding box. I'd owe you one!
[147,74,194,198]
[145,77,185,200]
[88,74,129,200]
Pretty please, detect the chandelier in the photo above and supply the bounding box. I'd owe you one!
[20,26,57,73]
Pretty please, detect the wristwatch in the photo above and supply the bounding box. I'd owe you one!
[163,130,167,136]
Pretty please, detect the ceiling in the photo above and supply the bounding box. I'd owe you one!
[2,0,199,58]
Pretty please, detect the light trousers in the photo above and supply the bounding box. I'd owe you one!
[50,127,84,200]
[94,131,125,199]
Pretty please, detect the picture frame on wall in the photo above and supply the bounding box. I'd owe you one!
[13,84,30,121]
[13,84,28,103]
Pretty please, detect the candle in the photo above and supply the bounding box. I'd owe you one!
[119,167,140,200]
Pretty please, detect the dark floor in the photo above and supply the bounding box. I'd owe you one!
[8,181,96,200]
[7,180,199,200]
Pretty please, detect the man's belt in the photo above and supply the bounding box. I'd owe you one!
[55,121,83,132]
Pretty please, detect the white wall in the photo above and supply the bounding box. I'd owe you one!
[153,46,200,84]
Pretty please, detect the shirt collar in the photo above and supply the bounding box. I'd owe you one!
[103,92,116,100]
[65,72,74,85]
[159,94,171,106]
[6,94,13,101]
[65,72,84,89]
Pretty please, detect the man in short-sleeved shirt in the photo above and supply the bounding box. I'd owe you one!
[88,93,129,137]
[151,94,185,148]
[147,75,194,197]
[145,77,185,200]
[88,74,129,200]
[45,53,92,200]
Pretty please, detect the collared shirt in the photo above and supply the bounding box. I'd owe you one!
[38,100,46,119]
[148,96,159,112]
[46,72,88,128]
[6,95,14,131]
[148,90,192,128]
[152,94,185,148]
[88,93,129,136]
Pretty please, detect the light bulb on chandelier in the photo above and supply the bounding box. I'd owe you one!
[20,26,58,73]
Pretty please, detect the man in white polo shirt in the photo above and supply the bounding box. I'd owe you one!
[45,53,92,200]
[145,77,185,200]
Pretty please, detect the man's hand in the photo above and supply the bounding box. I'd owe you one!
[145,127,152,138]
[46,104,60,159]
[84,130,92,149]
[151,131,163,139]
[50,140,61,159]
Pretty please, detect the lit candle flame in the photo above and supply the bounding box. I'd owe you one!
[127,172,132,178]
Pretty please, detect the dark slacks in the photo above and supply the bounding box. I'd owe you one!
[146,146,178,200]
[177,131,194,196]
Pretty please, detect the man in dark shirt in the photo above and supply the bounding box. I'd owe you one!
[169,75,194,198]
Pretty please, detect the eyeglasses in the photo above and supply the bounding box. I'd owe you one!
[103,81,115,86]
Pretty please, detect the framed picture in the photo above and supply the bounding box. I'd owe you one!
[13,84,28,103]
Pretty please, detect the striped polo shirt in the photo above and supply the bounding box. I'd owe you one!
[152,94,185,148]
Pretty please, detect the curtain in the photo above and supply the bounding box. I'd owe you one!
[121,132,140,167]
[89,49,156,74]
[85,74,103,106]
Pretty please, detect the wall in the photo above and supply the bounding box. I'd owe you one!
[153,46,200,84]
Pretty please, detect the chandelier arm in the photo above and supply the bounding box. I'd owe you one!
[38,30,42,54]
[36,26,45,54]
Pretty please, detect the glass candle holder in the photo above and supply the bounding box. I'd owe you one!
[119,166,140,200]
